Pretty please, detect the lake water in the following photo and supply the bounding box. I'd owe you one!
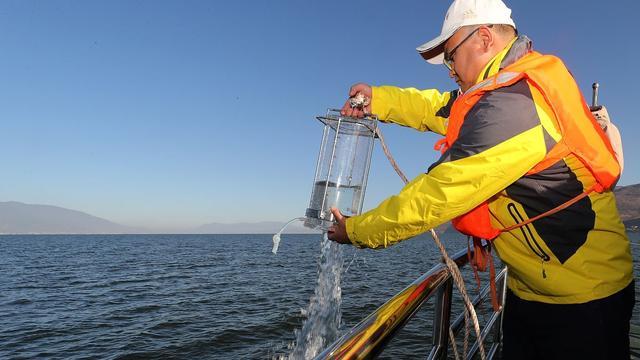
[1,233,638,359]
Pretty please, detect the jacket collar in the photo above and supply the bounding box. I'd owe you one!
[475,35,532,84]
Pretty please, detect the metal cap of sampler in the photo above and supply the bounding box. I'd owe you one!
[305,109,378,231]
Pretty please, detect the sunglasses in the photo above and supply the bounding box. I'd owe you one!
[443,25,492,70]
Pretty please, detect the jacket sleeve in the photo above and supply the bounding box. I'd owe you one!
[371,86,457,136]
[347,81,554,248]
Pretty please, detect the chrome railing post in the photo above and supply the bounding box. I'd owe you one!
[430,276,453,360]
[464,267,508,360]
[494,266,508,349]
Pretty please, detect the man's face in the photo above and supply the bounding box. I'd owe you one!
[443,26,487,92]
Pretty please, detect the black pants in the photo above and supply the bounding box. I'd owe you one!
[502,281,635,360]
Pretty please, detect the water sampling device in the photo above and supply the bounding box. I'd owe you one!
[272,108,378,253]
[304,109,378,231]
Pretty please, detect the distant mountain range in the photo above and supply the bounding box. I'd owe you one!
[0,201,318,234]
[0,201,140,234]
[1,183,638,234]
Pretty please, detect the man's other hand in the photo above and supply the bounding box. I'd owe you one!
[327,207,351,244]
[341,83,372,118]
[590,105,611,131]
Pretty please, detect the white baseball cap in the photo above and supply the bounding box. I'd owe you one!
[416,0,516,64]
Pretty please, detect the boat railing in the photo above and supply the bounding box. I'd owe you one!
[315,247,508,359]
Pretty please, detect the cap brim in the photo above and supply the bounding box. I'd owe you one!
[416,27,457,64]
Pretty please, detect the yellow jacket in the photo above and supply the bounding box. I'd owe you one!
[345,36,633,304]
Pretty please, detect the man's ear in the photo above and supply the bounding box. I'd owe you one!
[477,26,494,50]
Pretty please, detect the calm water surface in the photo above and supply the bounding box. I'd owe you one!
[1,233,638,359]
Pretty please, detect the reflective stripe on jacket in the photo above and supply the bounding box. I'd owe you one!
[345,36,633,304]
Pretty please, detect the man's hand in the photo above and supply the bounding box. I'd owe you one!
[590,105,611,131]
[327,207,351,244]
[340,83,372,118]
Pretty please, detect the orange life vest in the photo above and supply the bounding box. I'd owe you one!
[434,51,621,311]
[435,51,621,241]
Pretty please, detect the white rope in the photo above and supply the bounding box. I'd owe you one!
[449,327,461,360]
[374,128,409,184]
[432,228,486,360]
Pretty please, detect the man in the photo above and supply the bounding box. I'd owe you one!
[327,0,634,358]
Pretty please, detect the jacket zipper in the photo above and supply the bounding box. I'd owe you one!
[507,203,551,278]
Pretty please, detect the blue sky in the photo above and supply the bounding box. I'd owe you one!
[0,0,638,230]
